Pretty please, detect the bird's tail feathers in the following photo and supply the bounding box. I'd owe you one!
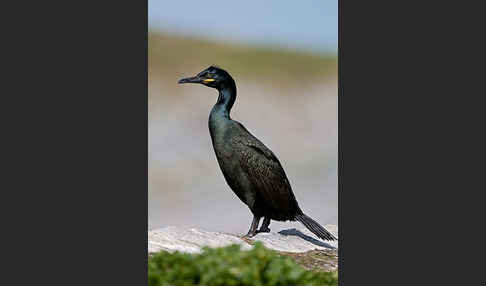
[295,213,338,241]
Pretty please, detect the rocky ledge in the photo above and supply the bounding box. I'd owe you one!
[148,225,338,271]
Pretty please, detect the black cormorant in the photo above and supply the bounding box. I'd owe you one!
[178,66,337,241]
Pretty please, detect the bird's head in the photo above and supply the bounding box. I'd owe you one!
[178,65,234,90]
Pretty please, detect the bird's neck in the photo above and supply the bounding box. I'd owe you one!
[212,82,236,119]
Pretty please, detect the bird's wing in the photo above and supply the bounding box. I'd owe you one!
[231,123,297,213]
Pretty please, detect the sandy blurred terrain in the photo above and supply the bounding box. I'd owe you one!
[149,71,338,234]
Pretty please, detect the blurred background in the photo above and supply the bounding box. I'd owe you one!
[148,0,338,234]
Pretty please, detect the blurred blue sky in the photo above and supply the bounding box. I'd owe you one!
[149,0,337,54]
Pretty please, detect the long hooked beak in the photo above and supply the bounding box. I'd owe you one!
[178,76,216,84]
[178,76,203,84]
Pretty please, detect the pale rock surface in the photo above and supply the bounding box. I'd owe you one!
[148,225,338,254]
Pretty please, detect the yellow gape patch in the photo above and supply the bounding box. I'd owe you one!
[203,78,215,83]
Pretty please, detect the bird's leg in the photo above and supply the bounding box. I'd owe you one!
[244,215,261,238]
[258,217,271,233]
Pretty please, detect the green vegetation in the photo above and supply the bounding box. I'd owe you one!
[149,31,337,82]
[148,242,338,286]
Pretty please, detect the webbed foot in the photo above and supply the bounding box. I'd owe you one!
[257,227,270,233]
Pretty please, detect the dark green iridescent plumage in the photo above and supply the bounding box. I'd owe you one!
[178,66,336,241]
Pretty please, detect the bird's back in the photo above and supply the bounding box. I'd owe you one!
[209,115,300,220]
